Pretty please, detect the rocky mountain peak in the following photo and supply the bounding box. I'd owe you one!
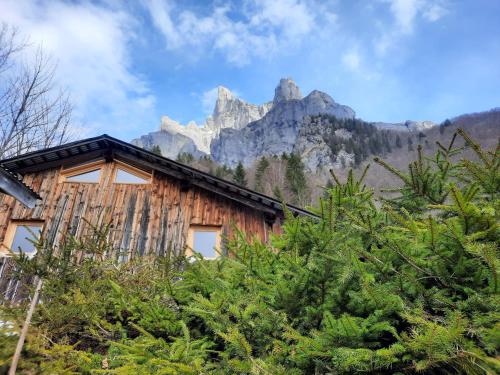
[159,115,182,132]
[273,78,303,103]
[213,86,236,115]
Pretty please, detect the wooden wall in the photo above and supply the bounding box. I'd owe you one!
[0,159,273,261]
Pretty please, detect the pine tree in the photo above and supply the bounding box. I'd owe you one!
[285,153,308,205]
[150,145,162,156]
[176,152,194,165]
[233,162,247,186]
[2,130,497,375]
[215,165,233,180]
[254,156,270,193]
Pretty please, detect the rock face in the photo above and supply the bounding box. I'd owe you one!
[132,77,437,171]
[372,120,436,132]
[132,86,272,155]
[132,130,203,159]
[210,85,356,167]
[273,78,302,103]
[207,86,272,132]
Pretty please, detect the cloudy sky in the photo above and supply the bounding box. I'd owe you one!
[1,0,499,140]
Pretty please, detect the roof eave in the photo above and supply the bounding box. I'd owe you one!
[0,168,40,208]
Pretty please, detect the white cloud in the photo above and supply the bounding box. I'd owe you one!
[375,0,448,55]
[0,0,156,137]
[145,0,332,66]
[386,0,421,34]
[423,3,447,22]
[342,50,361,72]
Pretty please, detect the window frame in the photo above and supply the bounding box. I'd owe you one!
[112,160,152,185]
[186,225,222,260]
[1,220,44,258]
[60,160,105,184]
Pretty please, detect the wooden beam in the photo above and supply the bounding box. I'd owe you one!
[0,169,40,208]
[10,150,105,174]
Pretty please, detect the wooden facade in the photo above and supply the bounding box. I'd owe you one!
[0,135,313,301]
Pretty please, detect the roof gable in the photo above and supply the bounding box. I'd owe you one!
[0,135,315,218]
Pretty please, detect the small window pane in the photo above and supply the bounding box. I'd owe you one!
[11,225,41,255]
[115,168,149,184]
[193,231,218,258]
[66,169,100,183]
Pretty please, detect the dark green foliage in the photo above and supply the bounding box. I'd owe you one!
[285,153,309,205]
[1,130,498,374]
[309,115,393,166]
[233,161,247,186]
[150,144,162,156]
[215,164,233,180]
[254,156,270,192]
[176,152,194,165]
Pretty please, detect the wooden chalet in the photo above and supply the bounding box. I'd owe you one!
[0,135,313,299]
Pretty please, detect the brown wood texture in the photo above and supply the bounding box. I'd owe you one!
[0,159,276,301]
[0,159,273,259]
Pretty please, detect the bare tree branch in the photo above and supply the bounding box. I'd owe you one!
[0,24,73,158]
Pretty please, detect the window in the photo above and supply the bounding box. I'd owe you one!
[61,160,103,183]
[65,169,101,183]
[186,226,221,259]
[2,221,43,258]
[113,161,151,184]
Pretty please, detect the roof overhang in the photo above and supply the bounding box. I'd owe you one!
[0,166,41,208]
[0,135,316,219]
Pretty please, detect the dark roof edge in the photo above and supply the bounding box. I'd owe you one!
[0,166,41,208]
[0,134,316,218]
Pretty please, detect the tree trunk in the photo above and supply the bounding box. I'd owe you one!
[8,277,43,375]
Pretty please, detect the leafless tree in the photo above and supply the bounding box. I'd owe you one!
[0,23,73,158]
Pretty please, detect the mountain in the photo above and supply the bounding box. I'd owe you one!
[132,78,442,168]
[132,86,272,158]
[131,78,499,207]
[372,120,436,132]
[211,80,356,167]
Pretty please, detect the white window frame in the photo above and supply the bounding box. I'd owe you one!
[186,225,222,260]
[1,220,44,258]
[60,160,105,184]
[112,160,152,185]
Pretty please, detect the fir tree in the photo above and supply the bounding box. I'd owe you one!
[233,161,247,186]
[215,165,233,180]
[285,153,309,205]
[1,130,498,375]
[254,156,270,192]
[176,152,194,165]
[150,145,162,156]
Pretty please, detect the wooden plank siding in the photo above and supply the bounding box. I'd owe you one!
[0,159,274,300]
[0,159,272,258]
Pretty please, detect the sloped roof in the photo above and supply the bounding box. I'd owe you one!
[0,135,315,218]
[0,165,41,208]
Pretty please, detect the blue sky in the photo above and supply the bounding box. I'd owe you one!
[1,0,499,140]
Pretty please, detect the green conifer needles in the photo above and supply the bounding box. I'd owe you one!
[1,130,498,374]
